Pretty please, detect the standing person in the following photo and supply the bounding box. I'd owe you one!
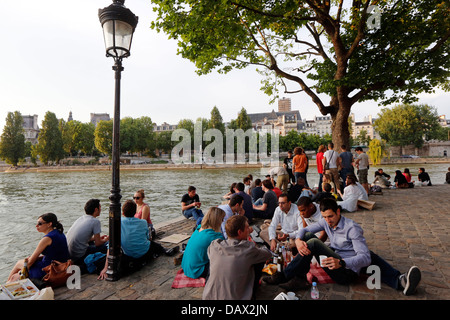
[8,213,69,282]
[181,207,226,279]
[133,189,155,240]
[263,198,422,296]
[202,215,272,300]
[316,145,326,192]
[283,150,295,184]
[323,143,341,194]
[269,166,290,194]
[292,147,308,187]
[259,194,301,251]
[253,180,278,219]
[66,199,109,269]
[339,145,354,188]
[355,147,370,194]
[181,186,204,224]
[418,168,432,186]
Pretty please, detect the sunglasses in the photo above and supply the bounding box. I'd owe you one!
[133,196,141,200]
[36,221,48,226]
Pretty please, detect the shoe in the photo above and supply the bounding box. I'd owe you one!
[165,245,180,256]
[399,266,421,296]
[262,272,286,285]
[279,276,311,291]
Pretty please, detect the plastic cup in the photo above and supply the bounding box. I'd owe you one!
[319,255,327,267]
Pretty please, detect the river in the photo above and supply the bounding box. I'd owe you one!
[0,163,448,281]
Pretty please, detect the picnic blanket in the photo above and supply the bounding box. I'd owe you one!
[307,263,334,284]
[171,269,206,288]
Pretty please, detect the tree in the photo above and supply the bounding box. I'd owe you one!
[36,111,65,164]
[228,107,252,130]
[208,106,225,134]
[150,0,450,148]
[0,111,26,166]
[373,104,442,148]
[94,120,113,157]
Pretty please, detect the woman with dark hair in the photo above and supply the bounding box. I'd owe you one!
[395,170,410,189]
[7,213,69,282]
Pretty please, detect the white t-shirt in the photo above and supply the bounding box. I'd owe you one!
[323,150,338,168]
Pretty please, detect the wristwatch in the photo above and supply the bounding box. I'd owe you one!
[339,259,346,268]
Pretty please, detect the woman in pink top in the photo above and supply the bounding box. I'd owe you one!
[134,189,156,239]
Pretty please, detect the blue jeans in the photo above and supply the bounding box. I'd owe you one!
[284,232,401,289]
[183,207,204,225]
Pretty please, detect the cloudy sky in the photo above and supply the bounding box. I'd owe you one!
[1,0,449,132]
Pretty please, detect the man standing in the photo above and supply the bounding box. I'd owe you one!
[203,215,272,300]
[259,194,301,251]
[181,186,204,224]
[339,145,354,188]
[355,147,370,194]
[66,199,109,270]
[283,150,295,184]
[219,194,245,239]
[263,198,421,296]
[323,143,341,193]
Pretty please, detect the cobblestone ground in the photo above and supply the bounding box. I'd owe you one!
[54,185,450,301]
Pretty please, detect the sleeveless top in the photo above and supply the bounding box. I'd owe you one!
[135,203,152,225]
[29,229,70,279]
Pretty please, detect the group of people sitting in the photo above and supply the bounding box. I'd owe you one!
[373,167,433,189]
[7,189,178,286]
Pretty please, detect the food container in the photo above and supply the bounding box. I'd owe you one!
[1,279,39,300]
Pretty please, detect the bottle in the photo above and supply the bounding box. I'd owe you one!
[278,246,284,268]
[20,258,29,280]
[311,282,319,300]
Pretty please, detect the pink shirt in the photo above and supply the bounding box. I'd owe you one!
[135,203,152,225]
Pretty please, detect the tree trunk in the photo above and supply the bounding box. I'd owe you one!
[330,99,351,149]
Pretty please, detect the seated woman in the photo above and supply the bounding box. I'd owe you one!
[7,213,69,282]
[402,168,415,188]
[337,174,368,212]
[222,182,237,200]
[395,170,410,188]
[134,189,155,240]
[418,168,432,186]
[181,207,226,279]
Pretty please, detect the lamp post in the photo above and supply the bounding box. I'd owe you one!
[98,0,138,281]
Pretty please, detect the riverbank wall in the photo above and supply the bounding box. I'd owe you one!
[1,156,449,173]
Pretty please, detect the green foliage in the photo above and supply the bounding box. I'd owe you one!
[150,0,450,147]
[36,111,65,164]
[280,130,332,152]
[0,111,26,166]
[373,104,442,148]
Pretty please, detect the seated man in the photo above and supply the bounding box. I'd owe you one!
[259,194,301,251]
[263,198,421,296]
[202,215,272,300]
[181,186,204,224]
[311,183,335,204]
[66,199,109,271]
[231,182,253,223]
[296,196,327,243]
[251,179,265,204]
[418,168,432,186]
[98,200,178,280]
[218,195,245,239]
[253,180,278,219]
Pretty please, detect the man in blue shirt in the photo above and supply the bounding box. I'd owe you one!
[98,200,179,279]
[263,198,421,296]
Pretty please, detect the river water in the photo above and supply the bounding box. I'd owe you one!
[0,163,448,281]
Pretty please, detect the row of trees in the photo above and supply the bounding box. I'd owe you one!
[1,103,448,166]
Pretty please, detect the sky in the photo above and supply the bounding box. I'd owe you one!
[1,0,449,133]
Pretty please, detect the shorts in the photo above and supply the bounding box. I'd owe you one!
[357,168,368,184]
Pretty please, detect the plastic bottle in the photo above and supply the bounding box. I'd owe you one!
[311,282,319,300]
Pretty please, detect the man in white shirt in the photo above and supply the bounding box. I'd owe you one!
[323,143,342,193]
[218,195,245,239]
[259,194,301,251]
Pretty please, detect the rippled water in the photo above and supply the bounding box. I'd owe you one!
[0,163,448,281]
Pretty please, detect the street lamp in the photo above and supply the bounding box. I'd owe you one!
[98,0,138,281]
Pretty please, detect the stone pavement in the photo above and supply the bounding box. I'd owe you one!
[53,184,450,301]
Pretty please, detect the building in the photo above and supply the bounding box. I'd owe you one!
[300,115,333,137]
[350,113,380,141]
[22,114,40,145]
[90,113,110,126]
[248,109,303,136]
[278,97,291,112]
[153,122,178,132]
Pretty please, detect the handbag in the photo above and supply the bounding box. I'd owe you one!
[42,259,72,288]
